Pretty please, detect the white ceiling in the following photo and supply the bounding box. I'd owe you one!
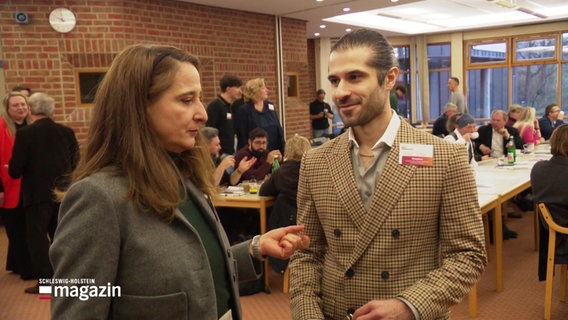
[179,0,568,39]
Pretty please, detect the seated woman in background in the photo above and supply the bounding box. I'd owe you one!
[259,134,311,274]
[531,124,568,281]
[514,106,544,145]
[506,104,522,127]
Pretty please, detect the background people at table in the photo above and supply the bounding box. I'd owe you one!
[201,126,254,187]
[49,44,308,320]
[447,76,467,113]
[539,103,564,140]
[531,124,568,280]
[0,91,32,280]
[506,104,522,127]
[513,106,544,146]
[8,92,79,293]
[476,110,523,159]
[289,29,486,320]
[206,74,242,155]
[259,134,311,274]
[432,102,458,137]
[234,127,282,183]
[444,113,481,166]
[235,78,285,154]
[309,89,334,138]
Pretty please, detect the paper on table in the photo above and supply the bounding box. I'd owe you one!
[223,186,245,194]
[477,182,494,188]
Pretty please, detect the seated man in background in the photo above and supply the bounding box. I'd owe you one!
[476,109,523,158]
[476,110,525,234]
[259,134,311,274]
[200,127,254,186]
[539,103,564,141]
[432,102,458,137]
[234,127,281,183]
[444,113,481,166]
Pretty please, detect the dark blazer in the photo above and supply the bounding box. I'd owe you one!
[531,155,568,280]
[290,120,487,319]
[259,160,301,273]
[9,118,79,207]
[259,159,301,226]
[475,124,523,156]
[50,170,261,320]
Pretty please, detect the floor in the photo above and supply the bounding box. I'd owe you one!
[1,205,568,319]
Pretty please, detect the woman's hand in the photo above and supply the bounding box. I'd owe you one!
[259,225,310,259]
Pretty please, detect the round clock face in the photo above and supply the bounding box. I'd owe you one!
[49,8,76,33]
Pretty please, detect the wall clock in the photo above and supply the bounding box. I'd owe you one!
[49,8,76,33]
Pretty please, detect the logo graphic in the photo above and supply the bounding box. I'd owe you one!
[37,278,121,301]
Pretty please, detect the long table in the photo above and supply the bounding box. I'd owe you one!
[212,192,275,292]
[473,148,551,292]
[468,152,551,317]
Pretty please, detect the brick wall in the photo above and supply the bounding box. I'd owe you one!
[0,0,313,145]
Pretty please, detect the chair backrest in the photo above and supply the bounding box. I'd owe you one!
[539,203,568,235]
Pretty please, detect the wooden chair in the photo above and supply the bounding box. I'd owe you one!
[538,203,568,320]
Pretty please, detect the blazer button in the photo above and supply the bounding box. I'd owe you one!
[345,268,355,278]
[391,229,400,238]
[334,228,342,237]
[381,271,389,280]
[347,308,356,318]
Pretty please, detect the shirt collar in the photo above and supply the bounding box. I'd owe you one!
[348,110,400,151]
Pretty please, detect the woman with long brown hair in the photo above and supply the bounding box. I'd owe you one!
[50,45,308,320]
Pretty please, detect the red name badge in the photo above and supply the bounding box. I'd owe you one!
[399,143,434,166]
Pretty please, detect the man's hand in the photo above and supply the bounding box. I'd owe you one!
[352,299,414,320]
[266,150,282,164]
[479,144,491,155]
[218,155,235,171]
[236,156,256,174]
[259,225,310,259]
[498,127,510,139]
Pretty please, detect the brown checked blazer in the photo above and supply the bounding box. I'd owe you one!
[289,120,487,320]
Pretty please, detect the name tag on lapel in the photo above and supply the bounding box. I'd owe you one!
[399,143,433,166]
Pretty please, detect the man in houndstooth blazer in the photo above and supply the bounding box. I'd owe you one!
[289,29,487,320]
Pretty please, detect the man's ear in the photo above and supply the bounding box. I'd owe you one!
[385,67,399,90]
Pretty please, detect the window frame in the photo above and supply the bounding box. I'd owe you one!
[74,67,107,107]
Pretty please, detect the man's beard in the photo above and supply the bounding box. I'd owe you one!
[251,149,266,159]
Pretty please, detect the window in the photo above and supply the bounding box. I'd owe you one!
[394,45,411,118]
[563,33,568,60]
[514,37,556,62]
[74,68,106,106]
[284,73,299,98]
[512,64,558,115]
[469,42,507,65]
[427,43,450,120]
[465,33,566,119]
[467,67,508,118]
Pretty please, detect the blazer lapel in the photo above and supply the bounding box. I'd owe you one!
[326,134,367,230]
[350,121,417,265]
